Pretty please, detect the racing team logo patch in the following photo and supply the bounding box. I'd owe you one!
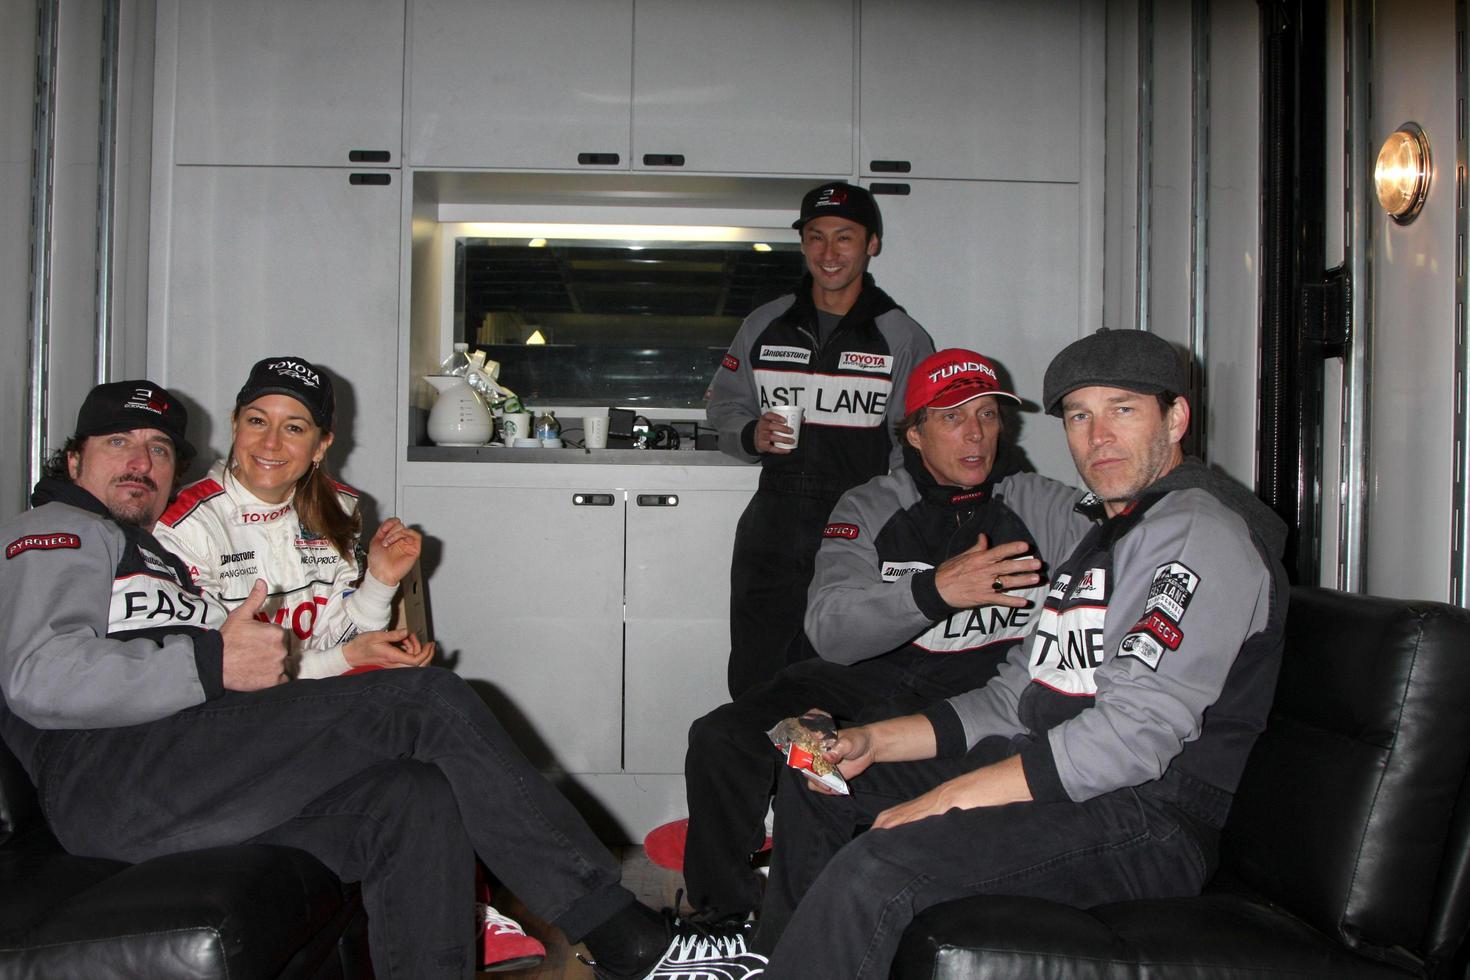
[881,560,931,582]
[1145,562,1200,621]
[1070,567,1106,602]
[759,345,811,366]
[838,351,893,374]
[7,532,81,559]
[1118,631,1165,670]
[823,522,860,540]
[722,353,740,372]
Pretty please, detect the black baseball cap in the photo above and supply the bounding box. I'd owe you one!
[1042,329,1188,417]
[74,381,195,460]
[792,181,883,239]
[235,355,335,430]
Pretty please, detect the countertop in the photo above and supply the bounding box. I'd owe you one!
[408,446,750,466]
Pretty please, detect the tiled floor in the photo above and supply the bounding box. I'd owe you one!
[480,847,687,979]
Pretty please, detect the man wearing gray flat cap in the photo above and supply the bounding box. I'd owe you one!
[745,328,1291,980]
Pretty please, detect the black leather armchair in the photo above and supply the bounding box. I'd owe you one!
[895,585,1470,979]
[0,737,371,979]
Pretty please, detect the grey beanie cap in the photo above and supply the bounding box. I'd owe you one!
[1042,328,1187,416]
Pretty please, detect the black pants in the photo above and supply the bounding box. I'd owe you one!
[755,756,1224,980]
[727,488,836,699]
[682,651,1006,920]
[36,668,633,980]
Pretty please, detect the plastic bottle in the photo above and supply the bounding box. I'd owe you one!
[535,411,560,441]
[438,342,472,377]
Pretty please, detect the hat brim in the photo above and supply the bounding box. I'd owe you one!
[81,419,195,460]
[926,381,1023,412]
[237,385,331,428]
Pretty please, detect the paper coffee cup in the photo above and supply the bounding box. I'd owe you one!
[500,412,532,444]
[771,405,804,448]
[584,414,610,449]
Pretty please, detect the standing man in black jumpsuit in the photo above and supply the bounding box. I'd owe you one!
[707,182,934,698]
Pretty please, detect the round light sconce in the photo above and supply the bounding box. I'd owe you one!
[1374,123,1431,224]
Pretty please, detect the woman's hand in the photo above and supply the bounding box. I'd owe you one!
[366,518,422,586]
[344,629,435,668]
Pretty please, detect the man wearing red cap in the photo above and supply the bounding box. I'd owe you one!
[676,349,1086,930]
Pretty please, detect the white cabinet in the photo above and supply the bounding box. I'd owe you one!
[859,0,1084,181]
[172,0,405,167]
[407,0,852,174]
[396,481,747,781]
[407,0,632,170]
[154,166,401,503]
[400,484,627,773]
[624,489,748,772]
[631,0,852,175]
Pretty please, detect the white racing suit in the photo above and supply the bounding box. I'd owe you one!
[154,461,396,678]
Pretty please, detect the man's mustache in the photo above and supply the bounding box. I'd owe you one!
[113,475,158,492]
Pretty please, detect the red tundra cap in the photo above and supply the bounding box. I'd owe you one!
[904,349,1021,415]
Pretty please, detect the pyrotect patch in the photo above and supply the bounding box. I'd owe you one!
[722,353,740,372]
[6,533,81,559]
[823,523,859,540]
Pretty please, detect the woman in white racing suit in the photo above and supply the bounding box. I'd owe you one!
[154,354,546,972]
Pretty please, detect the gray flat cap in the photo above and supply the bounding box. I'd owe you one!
[1042,328,1187,416]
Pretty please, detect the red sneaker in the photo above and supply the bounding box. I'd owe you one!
[477,904,545,972]
[643,818,771,872]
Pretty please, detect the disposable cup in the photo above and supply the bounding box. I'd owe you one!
[500,412,532,444]
[771,405,804,448]
[584,414,610,449]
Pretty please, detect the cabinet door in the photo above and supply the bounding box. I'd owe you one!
[400,485,626,773]
[408,0,632,169]
[624,488,751,773]
[860,0,1083,181]
[173,0,404,167]
[157,166,400,502]
[632,0,852,175]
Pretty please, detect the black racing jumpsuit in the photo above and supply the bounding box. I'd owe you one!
[707,273,933,697]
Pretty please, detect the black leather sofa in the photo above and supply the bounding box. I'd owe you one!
[0,737,372,978]
[895,585,1470,978]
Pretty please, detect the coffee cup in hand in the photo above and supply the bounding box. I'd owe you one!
[771,405,804,448]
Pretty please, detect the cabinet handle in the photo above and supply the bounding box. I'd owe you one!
[572,492,615,506]
[578,152,621,165]
[348,149,392,163]
[348,173,391,186]
[869,182,910,196]
[635,494,679,507]
[641,153,685,167]
[869,159,912,173]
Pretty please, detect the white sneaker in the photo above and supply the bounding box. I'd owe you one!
[643,922,767,980]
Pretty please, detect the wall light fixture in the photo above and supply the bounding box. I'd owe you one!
[1375,123,1431,224]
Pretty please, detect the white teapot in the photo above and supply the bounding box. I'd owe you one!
[425,375,492,446]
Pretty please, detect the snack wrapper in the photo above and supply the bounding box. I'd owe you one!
[767,714,849,795]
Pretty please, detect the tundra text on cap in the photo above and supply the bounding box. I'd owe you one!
[235,355,336,430]
[904,349,1021,414]
[73,380,195,459]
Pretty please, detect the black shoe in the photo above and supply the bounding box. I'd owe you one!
[584,914,765,980]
